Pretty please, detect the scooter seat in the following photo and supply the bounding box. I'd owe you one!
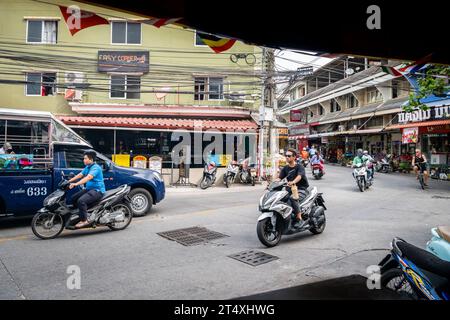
[437,226,450,243]
[397,241,450,279]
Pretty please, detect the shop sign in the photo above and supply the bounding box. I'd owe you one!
[420,124,450,134]
[278,128,288,139]
[289,124,310,136]
[112,154,130,167]
[149,156,162,174]
[98,50,150,73]
[290,110,303,122]
[321,137,328,144]
[133,155,147,169]
[398,105,450,124]
[402,127,419,144]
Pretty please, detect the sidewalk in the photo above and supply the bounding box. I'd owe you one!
[165,182,266,194]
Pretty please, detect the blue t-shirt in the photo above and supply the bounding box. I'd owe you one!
[81,163,106,194]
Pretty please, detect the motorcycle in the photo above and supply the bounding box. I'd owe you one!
[311,162,324,180]
[238,158,256,186]
[352,163,372,192]
[223,160,239,188]
[427,226,450,262]
[256,178,327,247]
[200,161,217,189]
[379,237,450,300]
[31,173,133,240]
[376,154,392,173]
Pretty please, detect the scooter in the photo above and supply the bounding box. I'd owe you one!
[376,155,392,173]
[238,157,256,186]
[427,226,450,262]
[379,237,450,300]
[352,163,372,192]
[223,160,239,188]
[31,173,133,240]
[200,161,217,189]
[311,162,324,180]
[256,178,327,247]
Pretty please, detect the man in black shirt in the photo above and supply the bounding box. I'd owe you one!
[277,148,310,226]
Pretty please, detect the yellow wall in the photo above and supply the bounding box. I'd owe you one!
[0,0,262,115]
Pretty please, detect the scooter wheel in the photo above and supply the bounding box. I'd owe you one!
[257,218,282,247]
[31,212,64,240]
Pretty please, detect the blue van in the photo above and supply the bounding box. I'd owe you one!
[0,108,165,219]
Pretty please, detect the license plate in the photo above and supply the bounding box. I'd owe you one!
[314,170,319,174]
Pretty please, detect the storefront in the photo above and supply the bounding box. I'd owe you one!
[288,123,310,151]
[59,115,258,169]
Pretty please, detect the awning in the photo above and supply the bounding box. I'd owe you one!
[58,116,258,132]
[386,119,450,130]
[288,135,307,140]
[337,128,383,135]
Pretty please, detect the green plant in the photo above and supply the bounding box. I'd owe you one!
[406,65,450,112]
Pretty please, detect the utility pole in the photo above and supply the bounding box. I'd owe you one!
[258,47,277,180]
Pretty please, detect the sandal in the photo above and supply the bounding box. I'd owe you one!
[75,220,89,229]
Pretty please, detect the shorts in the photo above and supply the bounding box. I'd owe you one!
[415,163,427,173]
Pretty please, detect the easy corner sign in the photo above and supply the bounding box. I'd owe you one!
[98,51,150,73]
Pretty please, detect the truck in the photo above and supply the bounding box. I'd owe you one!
[0,108,165,220]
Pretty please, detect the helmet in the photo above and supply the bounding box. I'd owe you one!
[303,147,306,151]
[356,149,363,157]
[363,150,368,155]
[3,142,12,150]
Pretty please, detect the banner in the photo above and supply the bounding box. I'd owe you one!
[59,6,109,36]
[290,110,303,122]
[402,127,419,144]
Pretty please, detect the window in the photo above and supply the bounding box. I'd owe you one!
[318,105,324,115]
[27,20,57,44]
[194,77,207,100]
[111,21,141,44]
[194,77,224,100]
[208,77,224,100]
[330,100,341,112]
[25,72,56,96]
[65,151,85,169]
[392,81,399,99]
[367,89,383,103]
[110,75,141,99]
[348,94,358,108]
[194,31,207,46]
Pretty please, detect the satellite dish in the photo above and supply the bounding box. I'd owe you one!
[345,68,355,75]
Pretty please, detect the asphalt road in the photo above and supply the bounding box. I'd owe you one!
[1,165,449,299]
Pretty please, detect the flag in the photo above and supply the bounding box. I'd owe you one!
[59,6,109,36]
[381,66,402,77]
[141,17,182,28]
[196,32,236,53]
[397,54,433,75]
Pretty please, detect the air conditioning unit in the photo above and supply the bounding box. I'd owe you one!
[64,72,84,102]
[352,125,358,130]
[227,91,245,102]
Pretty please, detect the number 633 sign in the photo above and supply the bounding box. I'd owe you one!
[27,187,48,197]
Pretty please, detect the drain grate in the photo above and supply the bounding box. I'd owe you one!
[432,195,450,200]
[228,250,279,266]
[157,226,228,246]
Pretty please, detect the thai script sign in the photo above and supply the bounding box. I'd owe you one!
[398,105,450,124]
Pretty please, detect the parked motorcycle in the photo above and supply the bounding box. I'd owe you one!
[311,163,324,180]
[31,174,133,240]
[376,154,392,173]
[352,163,372,192]
[238,158,256,186]
[256,178,327,247]
[427,226,450,262]
[223,160,239,188]
[379,237,450,300]
[200,161,217,189]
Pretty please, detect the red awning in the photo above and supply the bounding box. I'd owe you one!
[58,116,258,132]
[386,119,450,130]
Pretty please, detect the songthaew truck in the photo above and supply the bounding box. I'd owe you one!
[0,108,165,219]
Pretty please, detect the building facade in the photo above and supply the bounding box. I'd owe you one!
[0,0,262,170]
[280,56,450,172]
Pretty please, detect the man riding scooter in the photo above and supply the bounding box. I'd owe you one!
[275,148,310,228]
[67,151,106,229]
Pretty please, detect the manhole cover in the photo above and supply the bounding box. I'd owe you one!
[432,195,450,199]
[157,226,228,246]
[228,250,279,266]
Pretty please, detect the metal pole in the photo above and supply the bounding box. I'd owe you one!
[258,48,266,181]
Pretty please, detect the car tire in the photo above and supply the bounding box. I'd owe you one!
[129,188,153,217]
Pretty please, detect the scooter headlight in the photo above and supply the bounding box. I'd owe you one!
[44,194,60,207]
